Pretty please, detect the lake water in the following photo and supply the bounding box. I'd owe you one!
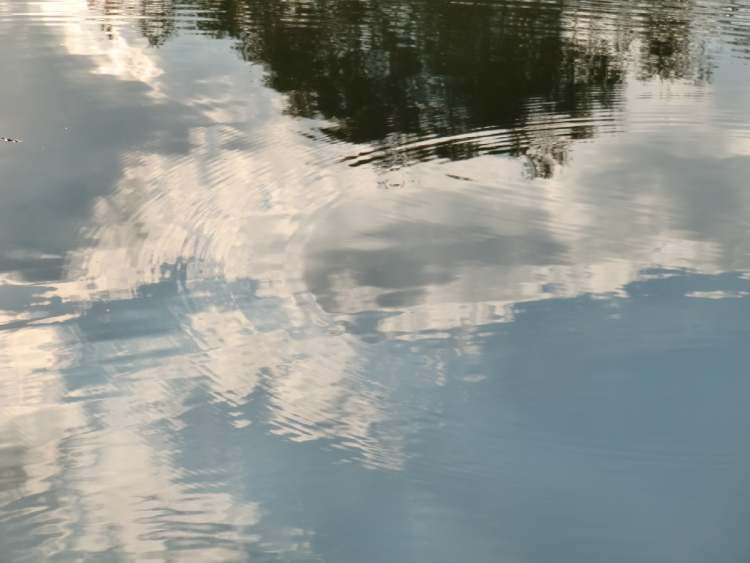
[1,0,750,561]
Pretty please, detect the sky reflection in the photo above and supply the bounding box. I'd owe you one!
[2,0,750,561]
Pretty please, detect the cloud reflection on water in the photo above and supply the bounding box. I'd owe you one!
[2,0,750,561]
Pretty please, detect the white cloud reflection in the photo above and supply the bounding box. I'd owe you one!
[2,0,750,560]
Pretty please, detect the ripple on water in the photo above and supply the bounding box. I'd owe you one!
[3,0,750,560]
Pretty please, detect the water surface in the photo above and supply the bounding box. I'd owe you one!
[2,0,750,561]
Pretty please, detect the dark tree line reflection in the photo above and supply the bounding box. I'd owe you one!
[91,0,746,175]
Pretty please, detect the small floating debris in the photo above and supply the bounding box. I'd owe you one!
[1,137,22,143]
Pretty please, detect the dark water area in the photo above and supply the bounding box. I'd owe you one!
[1,0,750,560]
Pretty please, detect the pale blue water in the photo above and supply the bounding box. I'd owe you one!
[1,0,750,561]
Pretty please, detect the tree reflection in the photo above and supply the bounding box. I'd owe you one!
[90,0,177,46]
[230,0,625,153]
[90,0,727,175]
[639,0,714,81]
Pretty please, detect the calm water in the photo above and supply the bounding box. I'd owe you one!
[1,0,750,561]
